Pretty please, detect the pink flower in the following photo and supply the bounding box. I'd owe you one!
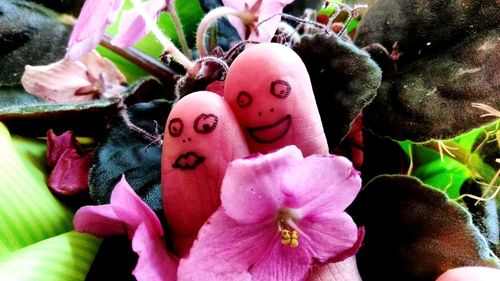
[66,0,124,60]
[74,176,178,281]
[21,51,126,104]
[178,145,364,281]
[66,0,169,60]
[222,0,295,42]
[111,0,169,47]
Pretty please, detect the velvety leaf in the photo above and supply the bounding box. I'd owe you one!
[0,79,165,136]
[89,99,172,215]
[350,175,499,281]
[460,124,500,254]
[28,0,84,15]
[283,0,323,16]
[0,0,70,86]
[355,0,500,141]
[293,33,382,149]
[460,179,499,256]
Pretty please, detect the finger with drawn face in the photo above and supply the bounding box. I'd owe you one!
[162,91,249,257]
[224,43,329,156]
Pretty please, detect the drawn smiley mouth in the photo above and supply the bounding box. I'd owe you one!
[246,115,292,144]
[172,151,206,170]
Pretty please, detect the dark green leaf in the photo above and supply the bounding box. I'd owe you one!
[89,99,173,215]
[355,0,500,141]
[28,0,84,16]
[293,33,382,149]
[0,79,165,136]
[350,175,499,281]
[0,0,70,86]
[460,179,499,256]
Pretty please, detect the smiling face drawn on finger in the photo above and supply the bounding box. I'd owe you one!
[167,113,219,170]
[234,79,293,144]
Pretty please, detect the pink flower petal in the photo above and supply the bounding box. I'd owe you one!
[249,240,312,281]
[281,154,361,216]
[74,204,127,237]
[222,0,248,40]
[66,0,124,60]
[48,149,93,196]
[251,0,294,42]
[300,212,361,264]
[109,176,164,237]
[80,52,126,92]
[221,145,302,224]
[46,130,83,167]
[111,0,166,47]
[132,223,178,281]
[21,58,95,103]
[178,210,275,281]
[74,176,177,281]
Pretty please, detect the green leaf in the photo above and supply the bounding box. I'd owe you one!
[356,0,500,141]
[0,79,165,137]
[399,121,499,199]
[350,175,499,281]
[293,33,382,149]
[89,99,172,215]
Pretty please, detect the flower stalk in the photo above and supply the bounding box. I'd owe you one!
[196,6,240,57]
[166,0,192,59]
[130,0,194,70]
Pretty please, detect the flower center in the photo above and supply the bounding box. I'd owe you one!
[277,208,301,248]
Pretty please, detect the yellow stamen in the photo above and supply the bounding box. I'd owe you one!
[280,229,299,248]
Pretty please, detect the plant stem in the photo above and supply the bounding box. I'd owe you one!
[130,0,194,70]
[425,141,499,188]
[196,6,239,57]
[167,0,192,59]
[101,35,176,82]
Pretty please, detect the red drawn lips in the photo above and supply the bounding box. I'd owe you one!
[246,115,292,144]
[172,152,206,170]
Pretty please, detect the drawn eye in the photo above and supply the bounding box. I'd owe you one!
[270,79,291,99]
[237,91,252,108]
[194,113,218,134]
[168,118,183,137]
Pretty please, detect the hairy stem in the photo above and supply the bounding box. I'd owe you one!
[196,6,240,57]
[425,141,499,190]
[167,0,192,59]
[130,0,194,70]
[100,35,176,82]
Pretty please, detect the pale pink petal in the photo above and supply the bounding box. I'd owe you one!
[300,212,362,264]
[66,0,124,60]
[281,154,361,216]
[222,0,258,40]
[436,267,500,281]
[178,210,275,281]
[132,223,178,281]
[21,59,95,103]
[221,145,302,224]
[80,51,126,98]
[250,0,294,42]
[111,0,166,47]
[74,204,127,237]
[80,51,126,85]
[250,240,312,281]
[307,257,363,281]
[110,176,164,237]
